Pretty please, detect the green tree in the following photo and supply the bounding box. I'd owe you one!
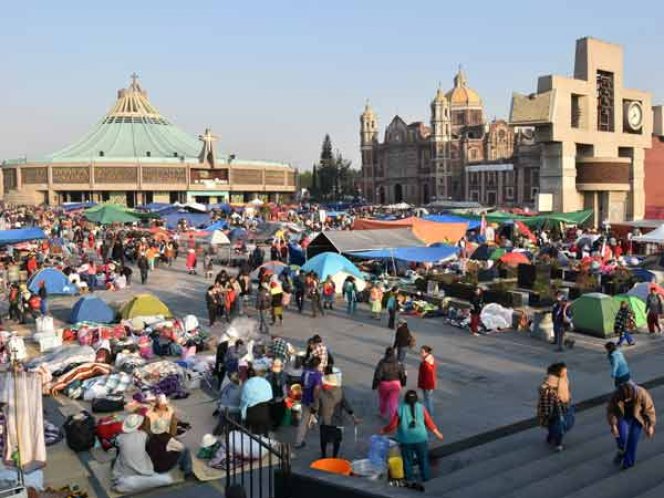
[313,134,359,200]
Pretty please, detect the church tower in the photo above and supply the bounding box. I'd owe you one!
[430,86,451,143]
[360,101,378,147]
[431,86,451,201]
[360,101,378,202]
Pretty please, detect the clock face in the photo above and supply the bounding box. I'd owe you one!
[627,101,643,130]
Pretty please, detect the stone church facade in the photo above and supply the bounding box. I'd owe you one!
[360,69,538,206]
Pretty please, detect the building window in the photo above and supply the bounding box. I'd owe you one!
[505,187,514,199]
[596,71,615,132]
[571,94,581,128]
[531,187,539,200]
[470,190,480,202]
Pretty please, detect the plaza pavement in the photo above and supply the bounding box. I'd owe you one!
[38,258,664,496]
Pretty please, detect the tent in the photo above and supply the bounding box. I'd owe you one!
[307,228,424,258]
[613,295,647,329]
[570,293,618,337]
[330,271,367,294]
[498,251,531,267]
[301,252,363,280]
[69,295,115,324]
[207,230,231,246]
[229,227,249,241]
[626,282,664,302]
[163,212,210,230]
[205,220,229,232]
[425,214,481,231]
[0,228,47,246]
[352,245,459,263]
[469,244,502,261]
[28,268,77,295]
[632,225,664,244]
[84,205,140,224]
[489,248,507,261]
[352,217,467,245]
[288,242,306,266]
[120,294,172,319]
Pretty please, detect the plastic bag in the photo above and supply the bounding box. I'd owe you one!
[368,435,390,468]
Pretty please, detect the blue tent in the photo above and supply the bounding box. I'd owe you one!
[70,295,115,324]
[28,268,77,295]
[163,212,210,229]
[62,202,96,212]
[425,214,481,231]
[301,252,362,280]
[353,245,459,263]
[0,228,47,246]
[205,220,229,231]
[229,227,248,241]
[288,242,306,266]
[208,203,232,214]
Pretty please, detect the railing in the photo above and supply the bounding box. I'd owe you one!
[221,408,291,498]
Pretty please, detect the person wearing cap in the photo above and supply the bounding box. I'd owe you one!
[144,394,178,436]
[112,414,155,479]
[313,366,359,458]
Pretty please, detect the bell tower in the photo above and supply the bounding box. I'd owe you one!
[360,101,378,202]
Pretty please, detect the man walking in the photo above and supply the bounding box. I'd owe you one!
[614,300,636,347]
[645,287,663,334]
[386,286,398,329]
[552,294,574,351]
[137,252,149,285]
[256,283,271,335]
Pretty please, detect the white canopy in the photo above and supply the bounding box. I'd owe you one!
[633,225,664,244]
[209,230,231,245]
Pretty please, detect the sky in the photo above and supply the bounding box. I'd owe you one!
[0,0,662,171]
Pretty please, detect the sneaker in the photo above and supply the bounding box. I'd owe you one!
[555,445,564,452]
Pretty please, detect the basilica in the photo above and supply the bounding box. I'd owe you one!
[360,69,539,206]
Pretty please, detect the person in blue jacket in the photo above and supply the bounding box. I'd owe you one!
[605,342,631,387]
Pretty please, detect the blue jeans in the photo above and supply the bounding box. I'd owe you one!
[178,448,193,474]
[616,417,643,468]
[396,347,407,363]
[616,330,635,346]
[554,323,564,350]
[401,441,430,482]
[346,298,356,315]
[258,309,270,334]
[421,390,434,417]
[40,299,48,316]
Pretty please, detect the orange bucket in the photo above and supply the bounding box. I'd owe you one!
[310,458,352,476]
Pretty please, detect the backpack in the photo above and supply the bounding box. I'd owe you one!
[64,411,96,452]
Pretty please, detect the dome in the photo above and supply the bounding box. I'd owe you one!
[445,68,482,107]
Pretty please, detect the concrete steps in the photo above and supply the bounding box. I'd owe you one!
[423,386,664,498]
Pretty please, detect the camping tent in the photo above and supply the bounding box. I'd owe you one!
[70,295,115,324]
[120,294,172,319]
[570,293,618,337]
[301,252,363,280]
[229,227,249,241]
[28,268,77,295]
[632,225,664,244]
[613,295,647,329]
[626,282,664,302]
[330,271,367,294]
[0,228,47,246]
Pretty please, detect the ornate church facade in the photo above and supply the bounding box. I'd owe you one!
[360,69,539,206]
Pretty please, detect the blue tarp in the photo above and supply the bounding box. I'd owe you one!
[325,211,347,218]
[0,228,47,246]
[353,245,459,263]
[140,202,172,212]
[425,214,481,231]
[288,242,306,266]
[70,295,115,324]
[204,220,229,231]
[62,202,96,212]
[208,203,232,214]
[229,227,249,241]
[301,252,363,280]
[28,268,77,295]
[163,212,211,229]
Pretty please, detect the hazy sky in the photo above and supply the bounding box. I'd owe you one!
[1,1,662,170]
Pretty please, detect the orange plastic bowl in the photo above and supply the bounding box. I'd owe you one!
[310,458,352,476]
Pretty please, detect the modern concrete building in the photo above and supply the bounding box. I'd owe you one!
[0,76,296,206]
[510,37,653,225]
[644,105,664,218]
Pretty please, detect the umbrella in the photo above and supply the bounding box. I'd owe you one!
[613,295,647,329]
[576,234,600,248]
[469,244,491,261]
[498,251,530,267]
[228,227,248,241]
[626,282,664,302]
[489,248,507,261]
[84,205,140,224]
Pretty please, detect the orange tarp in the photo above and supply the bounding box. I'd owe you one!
[352,217,467,244]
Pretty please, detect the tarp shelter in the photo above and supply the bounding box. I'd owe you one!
[163,212,210,230]
[120,294,172,319]
[498,251,530,267]
[425,214,481,231]
[0,228,47,246]
[307,228,423,259]
[613,295,647,329]
[205,220,229,232]
[28,268,77,295]
[352,245,459,263]
[84,205,141,224]
[570,293,618,338]
[626,282,664,302]
[62,202,96,212]
[301,252,363,280]
[70,295,115,324]
[288,242,306,266]
[352,217,467,245]
[229,227,249,241]
[632,225,664,244]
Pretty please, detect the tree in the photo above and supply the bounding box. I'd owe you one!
[313,134,359,200]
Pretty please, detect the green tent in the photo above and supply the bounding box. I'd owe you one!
[120,294,172,319]
[570,292,619,338]
[613,294,647,329]
[84,204,141,225]
[489,248,507,261]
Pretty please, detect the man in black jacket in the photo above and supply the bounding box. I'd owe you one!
[393,319,413,363]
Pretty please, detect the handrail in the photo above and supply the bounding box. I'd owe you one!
[223,408,285,459]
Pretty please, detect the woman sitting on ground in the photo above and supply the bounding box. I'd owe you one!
[144,394,178,437]
[112,414,155,480]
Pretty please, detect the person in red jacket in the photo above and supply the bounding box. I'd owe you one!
[417,345,437,417]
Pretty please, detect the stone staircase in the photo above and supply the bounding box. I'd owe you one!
[424,385,664,498]
[2,188,46,205]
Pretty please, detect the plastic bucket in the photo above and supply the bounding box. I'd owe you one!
[388,456,404,479]
[310,458,352,476]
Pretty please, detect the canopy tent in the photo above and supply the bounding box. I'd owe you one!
[28,268,77,295]
[425,214,481,231]
[460,209,593,228]
[498,251,531,267]
[69,295,115,324]
[626,282,664,302]
[250,261,288,280]
[301,252,363,280]
[83,204,140,224]
[307,228,423,259]
[204,220,229,232]
[352,217,467,244]
[120,294,172,319]
[207,230,231,246]
[632,225,664,244]
[570,293,618,338]
[0,228,47,246]
[352,244,459,263]
[613,295,647,329]
[629,268,658,283]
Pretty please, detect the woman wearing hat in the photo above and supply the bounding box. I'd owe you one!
[145,417,193,476]
[112,414,155,480]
